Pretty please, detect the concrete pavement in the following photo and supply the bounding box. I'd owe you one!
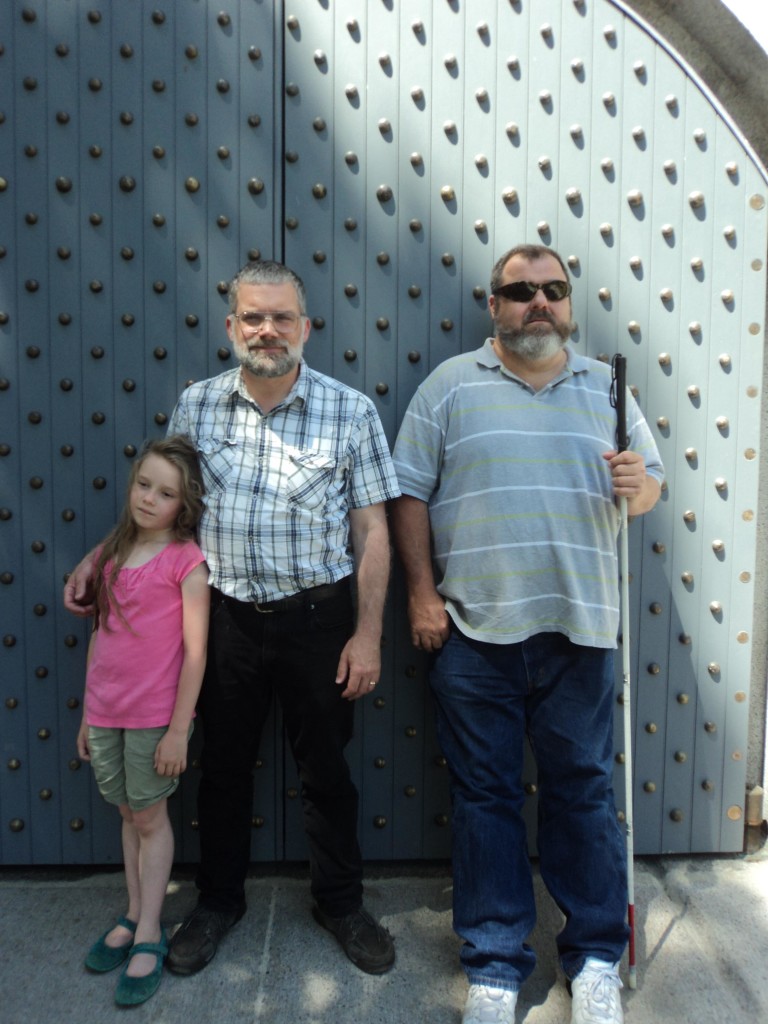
[1,842,766,1024]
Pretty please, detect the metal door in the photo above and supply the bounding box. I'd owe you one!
[1,0,765,864]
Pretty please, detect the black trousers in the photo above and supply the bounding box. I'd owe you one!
[195,582,363,916]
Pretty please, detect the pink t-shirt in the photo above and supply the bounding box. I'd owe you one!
[86,540,207,729]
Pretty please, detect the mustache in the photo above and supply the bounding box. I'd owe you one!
[523,309,556,326]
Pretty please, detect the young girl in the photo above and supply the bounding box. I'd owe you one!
[76,436,210,1007]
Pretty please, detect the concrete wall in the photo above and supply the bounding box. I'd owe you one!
[624,1,768,168]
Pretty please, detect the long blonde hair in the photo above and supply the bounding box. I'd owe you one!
[93,436,204,630]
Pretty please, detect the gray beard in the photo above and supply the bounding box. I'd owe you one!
[236,346,300,378]
[496,327,567,361]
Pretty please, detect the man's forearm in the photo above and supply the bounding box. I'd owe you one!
[350,505,390,638]
[389,494,438,597]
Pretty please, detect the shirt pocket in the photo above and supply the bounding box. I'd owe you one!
[285,452,336,510]
[195,437,240,490]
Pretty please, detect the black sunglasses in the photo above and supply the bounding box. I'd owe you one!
[492,280,572,303]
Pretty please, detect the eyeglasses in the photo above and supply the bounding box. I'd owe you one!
[492,280,572,303]
[232,311,302,334]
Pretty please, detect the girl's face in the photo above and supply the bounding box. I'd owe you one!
[130,454,184,535]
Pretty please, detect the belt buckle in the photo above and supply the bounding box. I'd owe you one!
[254,601,275,614]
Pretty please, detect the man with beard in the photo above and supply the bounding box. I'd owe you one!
[390,244,663,1024]
[65,260,399,977]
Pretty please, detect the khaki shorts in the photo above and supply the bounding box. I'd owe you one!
[88,724,193,811]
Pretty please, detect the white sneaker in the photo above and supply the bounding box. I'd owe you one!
[570,958,624,1024]
[462,984,518,1024]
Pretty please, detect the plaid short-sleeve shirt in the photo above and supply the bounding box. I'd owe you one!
[169,364,400,602]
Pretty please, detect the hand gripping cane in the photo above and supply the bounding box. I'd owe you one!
[611,353,637,990]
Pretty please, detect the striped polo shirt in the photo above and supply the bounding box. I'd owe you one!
[392,339,664,648]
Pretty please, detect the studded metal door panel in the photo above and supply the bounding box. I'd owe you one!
[1,1,766,865]
[0,0,285,865]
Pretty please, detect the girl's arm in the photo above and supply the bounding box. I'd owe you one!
[76,629,98,761]
[154,563,210,777]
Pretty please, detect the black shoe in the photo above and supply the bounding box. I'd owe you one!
[312,905,395,975]
[167,904,245,975]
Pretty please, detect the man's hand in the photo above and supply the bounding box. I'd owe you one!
[603,450,661,516]
[63,552,97,616]
[335,631,382,701]
[407,591,450,651]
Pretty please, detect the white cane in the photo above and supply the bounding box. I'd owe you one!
[611,354,637,990]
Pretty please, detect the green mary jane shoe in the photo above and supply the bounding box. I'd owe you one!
[85,915,137,973]
[114,935,168,1007]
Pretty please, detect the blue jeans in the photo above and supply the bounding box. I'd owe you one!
[430,628,629,990]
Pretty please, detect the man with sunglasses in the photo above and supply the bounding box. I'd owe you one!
[391,244,663,1024]
[65,260,400,977]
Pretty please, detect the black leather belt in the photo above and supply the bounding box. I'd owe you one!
[217,577,351,615]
